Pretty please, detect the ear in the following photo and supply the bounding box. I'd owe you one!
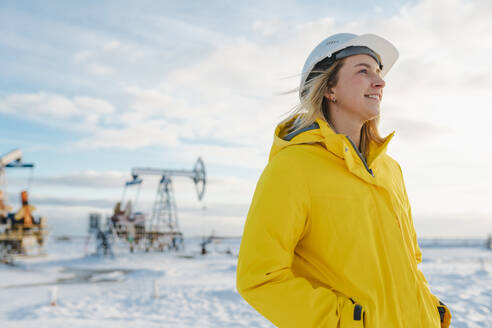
[324,88,334,99]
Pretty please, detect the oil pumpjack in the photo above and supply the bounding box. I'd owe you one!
[91,158,206,254]
[0,149,48,260]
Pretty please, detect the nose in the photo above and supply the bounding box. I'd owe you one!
[372,75,385,89]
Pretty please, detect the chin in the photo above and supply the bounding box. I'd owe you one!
[362,107,380,122]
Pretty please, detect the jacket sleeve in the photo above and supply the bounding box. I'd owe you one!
[397,163,441,307]
[236,157,355,328]
[398,164,453,327]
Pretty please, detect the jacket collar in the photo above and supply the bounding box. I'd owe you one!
[315,118,395,167]
[269,116,395,171]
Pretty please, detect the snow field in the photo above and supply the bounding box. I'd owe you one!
[0,237,490,327]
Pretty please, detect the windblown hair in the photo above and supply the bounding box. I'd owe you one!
[282,58,386,158]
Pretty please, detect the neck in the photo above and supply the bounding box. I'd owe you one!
[324,112,363,150]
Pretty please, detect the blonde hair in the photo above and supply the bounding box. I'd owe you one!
[282,58,386,158]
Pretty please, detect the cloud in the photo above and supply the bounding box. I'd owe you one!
[72,40,142,77]
[33,171,127,188]
[382,116,450,140]
[103,40,120,52]
[365,0,492,128]
[0,92,115,131]
[75,120,183,148]
[32,196,115,208]
[74,97,115,115]
[0,92,79,118]
[68,37,305,156]
[7,172,256,212]
[60,0,492,155]
[413,212,492,238]
[73,50,94,63]
[26,194,250,220]
[87,63,115,76]
[252,20,289,37]
[27,196,248,237]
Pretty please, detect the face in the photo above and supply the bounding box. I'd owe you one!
[326,54,385,123]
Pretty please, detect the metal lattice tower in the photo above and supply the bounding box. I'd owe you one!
[128,158,206,234]
[149,176,179,233]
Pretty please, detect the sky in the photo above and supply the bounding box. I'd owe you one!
[0,0,491,237]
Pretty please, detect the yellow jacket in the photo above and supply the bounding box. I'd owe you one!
[237,117,444,327]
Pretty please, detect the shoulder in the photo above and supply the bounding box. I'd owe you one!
[263,143,329,185]
[267,143,332,178]
[265,145,314,179]
[252,147,313,207]
[376,154,408,191]
[378,153,403,176]
[378,153,410,201]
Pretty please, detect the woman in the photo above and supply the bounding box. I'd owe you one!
[236,33,452,327]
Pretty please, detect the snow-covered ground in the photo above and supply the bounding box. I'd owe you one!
[0,237,491,328]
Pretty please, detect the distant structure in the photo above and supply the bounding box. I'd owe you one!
[89,158,206,254]
[201,230,215,255]
[88,213,114,257]
[487,234,492,250]
[130,157,206,236]
[0,149,48,260]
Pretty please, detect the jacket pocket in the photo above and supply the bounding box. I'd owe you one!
[340,298,365,328]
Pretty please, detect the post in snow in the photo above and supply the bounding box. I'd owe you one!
[153,280,159,299]
[50,286,58,306]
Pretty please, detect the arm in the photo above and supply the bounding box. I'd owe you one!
[236,157,362,328]
[397,164,435,291]
[397,164,451,328]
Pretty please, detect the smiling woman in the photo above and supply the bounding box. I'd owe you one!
[236,33,452,328]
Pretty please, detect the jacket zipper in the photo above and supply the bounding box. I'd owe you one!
[346,136,374,177]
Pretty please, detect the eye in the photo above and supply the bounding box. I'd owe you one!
[358,69,368,74]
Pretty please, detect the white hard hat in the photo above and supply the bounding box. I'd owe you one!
[299,33,399,98]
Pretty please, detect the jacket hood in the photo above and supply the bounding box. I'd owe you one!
[269,116,395,168]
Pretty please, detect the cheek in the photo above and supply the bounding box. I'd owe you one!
[335,76,369,104]
[341,84,365,103]
[336,80,359,99]
[350,77,367,92]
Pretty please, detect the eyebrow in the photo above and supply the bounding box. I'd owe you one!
[354,63,381,73]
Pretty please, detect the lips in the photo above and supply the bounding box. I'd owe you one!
[365,94,381,101]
